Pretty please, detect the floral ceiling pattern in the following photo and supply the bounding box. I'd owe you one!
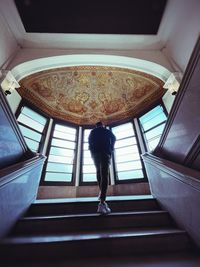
[18,66,164,125]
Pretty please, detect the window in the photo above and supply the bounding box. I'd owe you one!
[44,123,77,183]
[139,105,167,151]
[17,106,48,152]
[111,122,144,181]
[82,129,97,182]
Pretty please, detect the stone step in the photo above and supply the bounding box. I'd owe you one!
[26,195,160,216]
[0,228,191,262]
[12,210,173,235]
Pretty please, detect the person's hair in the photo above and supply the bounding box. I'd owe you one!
[96,121,103,127]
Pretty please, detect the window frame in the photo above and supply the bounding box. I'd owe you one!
[110,120,148,184]
[15,100,50,154]
[138,101,168,152]
[40,119,78,186]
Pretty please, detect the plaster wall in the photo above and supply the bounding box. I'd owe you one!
[0,12,19,69]
[161,0,200,72]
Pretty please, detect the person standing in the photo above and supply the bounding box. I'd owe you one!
[88,121,116,215]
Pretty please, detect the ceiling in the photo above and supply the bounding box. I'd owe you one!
[18,66,164,125]
[1,0,169,50]
[14,0,167,35]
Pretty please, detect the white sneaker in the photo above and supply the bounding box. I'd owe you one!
[104,202,111,214]
[97,202,111,215]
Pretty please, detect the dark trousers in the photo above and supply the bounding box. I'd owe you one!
[92,152,111,202]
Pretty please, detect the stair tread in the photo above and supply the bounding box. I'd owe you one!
[22,210,169,220]
[33,195,154,204]
[2,227,186,244]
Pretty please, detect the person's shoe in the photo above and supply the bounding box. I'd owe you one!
[97,202,111,215]
[97,203,107,215]
[104,202,111,214]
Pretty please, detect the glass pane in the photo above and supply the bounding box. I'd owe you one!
[84,150,92,157]
[48,155,74,164]
[141,113,166,132]
[115,137,136,148]
[21,106,47,125]
[45,172,72,182]
[51,138,75,149]
[147,137,161,151]
[115,153,140,163]
[83,173,97,182]
[50,147,74,157]
[19,124,41,142]
[18,114,44,132]
[116,161,142,171]
[145,123,166,140]
[112,123,134,135]
[84,129,92,141]
[115,145,139,156]
[54,124,76,135]
[83,164,96,173]
[24,137,39,151]
[53,130,76,141]
[83,157,94,165]
[83,142,90,150]
[140,106,164,124]
[46,162,73,173]
[114,129,134,140]
[117,169,144,180]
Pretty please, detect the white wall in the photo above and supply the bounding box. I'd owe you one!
[0,12,19,69]
[8,48,174,72]
[161,0,200,72]
[6,89,21,114]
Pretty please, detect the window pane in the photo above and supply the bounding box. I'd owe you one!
[45,172,72,182]
[83,173,97,182]
[46,162,73,173]
[18,114,44,132]
[112,122,144,181]
[112,123,134,135]
[84,129,92,141]
[51,138,75,149]
[53,130,76,141]
[21,106,47,125]
[141,113,167,131]
[145,124,165,140]
[44,123,77,183]
[24,137,39,151]
[83,142,90,150]
[147,137,161,151]
[83,157,94,165]
[83,164,96,173]
[115,145,139,156]
[50,147,74,157]
[116,161,142,171]
[116,153,140,163]
[48,155,73,164]
[54,124,76,135]
[139,105,167,152]
[115,137,137,148]
[19,125,41,142]
[140,106,164,124]
[117,169,144,180]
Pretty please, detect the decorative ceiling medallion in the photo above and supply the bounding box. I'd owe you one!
[18,66,164,125]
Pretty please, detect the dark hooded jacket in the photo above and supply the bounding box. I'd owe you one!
[88,126,116,155]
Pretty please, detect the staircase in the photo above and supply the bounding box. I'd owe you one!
[0,195,198,265]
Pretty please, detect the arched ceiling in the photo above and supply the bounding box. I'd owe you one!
[18,65,165,125]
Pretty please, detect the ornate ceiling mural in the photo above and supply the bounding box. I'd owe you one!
[18,66,164,125]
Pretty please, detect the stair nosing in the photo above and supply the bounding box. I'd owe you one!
[2,228,187,245]
[21,210,169,221]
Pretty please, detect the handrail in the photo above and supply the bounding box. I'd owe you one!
[0,154,46,187]
[142,152,200,191]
